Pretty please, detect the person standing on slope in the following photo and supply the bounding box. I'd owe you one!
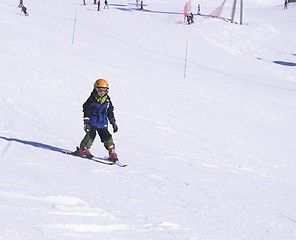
[97,0,101,11]
[74,79,119,161]
[284,0,288,9]
[104,0,109,9]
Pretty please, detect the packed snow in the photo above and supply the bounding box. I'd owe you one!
[0,0,295,239]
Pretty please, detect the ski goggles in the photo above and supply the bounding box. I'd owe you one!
[96,87,108,93]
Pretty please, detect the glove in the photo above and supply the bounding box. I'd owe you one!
[84,123,91,133]
[83,117,91,133]
[112,122,118,133]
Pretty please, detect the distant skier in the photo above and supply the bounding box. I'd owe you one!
[104,0,109,9]
[136,0,139,7]
[186,13,194,24]
[186,14,190,24]
[197,3,201,15]
[190,13,194,23]
[94,0,97,4]
[97,0,101,11]
[284,0,288,9]
[18,0,23,8]
[83,0,86,5]
[73,79,119,162]
[140,0,143,9]
[21,6,29,16]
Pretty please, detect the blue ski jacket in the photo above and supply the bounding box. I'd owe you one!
[82,90,116,129]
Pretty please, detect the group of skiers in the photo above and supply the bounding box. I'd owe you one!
[83,0,109,11]
[186,13,194,24]
[83,0,144,10]
[185,3,201,25]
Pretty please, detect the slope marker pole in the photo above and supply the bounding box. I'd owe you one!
[72,9,78,44]
[184,40,188,78]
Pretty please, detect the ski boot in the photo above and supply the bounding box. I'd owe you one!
[108,146,118,162]
[73,146,93,159]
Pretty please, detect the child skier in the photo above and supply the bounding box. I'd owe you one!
[74,79,119,161]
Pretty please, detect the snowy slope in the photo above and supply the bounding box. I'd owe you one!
[0,0,296,239]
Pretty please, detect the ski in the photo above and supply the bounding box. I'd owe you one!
[62,149,127,167]
[92,156,127,167]
[114,160,127,167]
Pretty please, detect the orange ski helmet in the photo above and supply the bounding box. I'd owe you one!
[94,79,109,89]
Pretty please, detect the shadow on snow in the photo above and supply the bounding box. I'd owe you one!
[0,136,124,166]
[0,136,68,154]
[273,60,296,67]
